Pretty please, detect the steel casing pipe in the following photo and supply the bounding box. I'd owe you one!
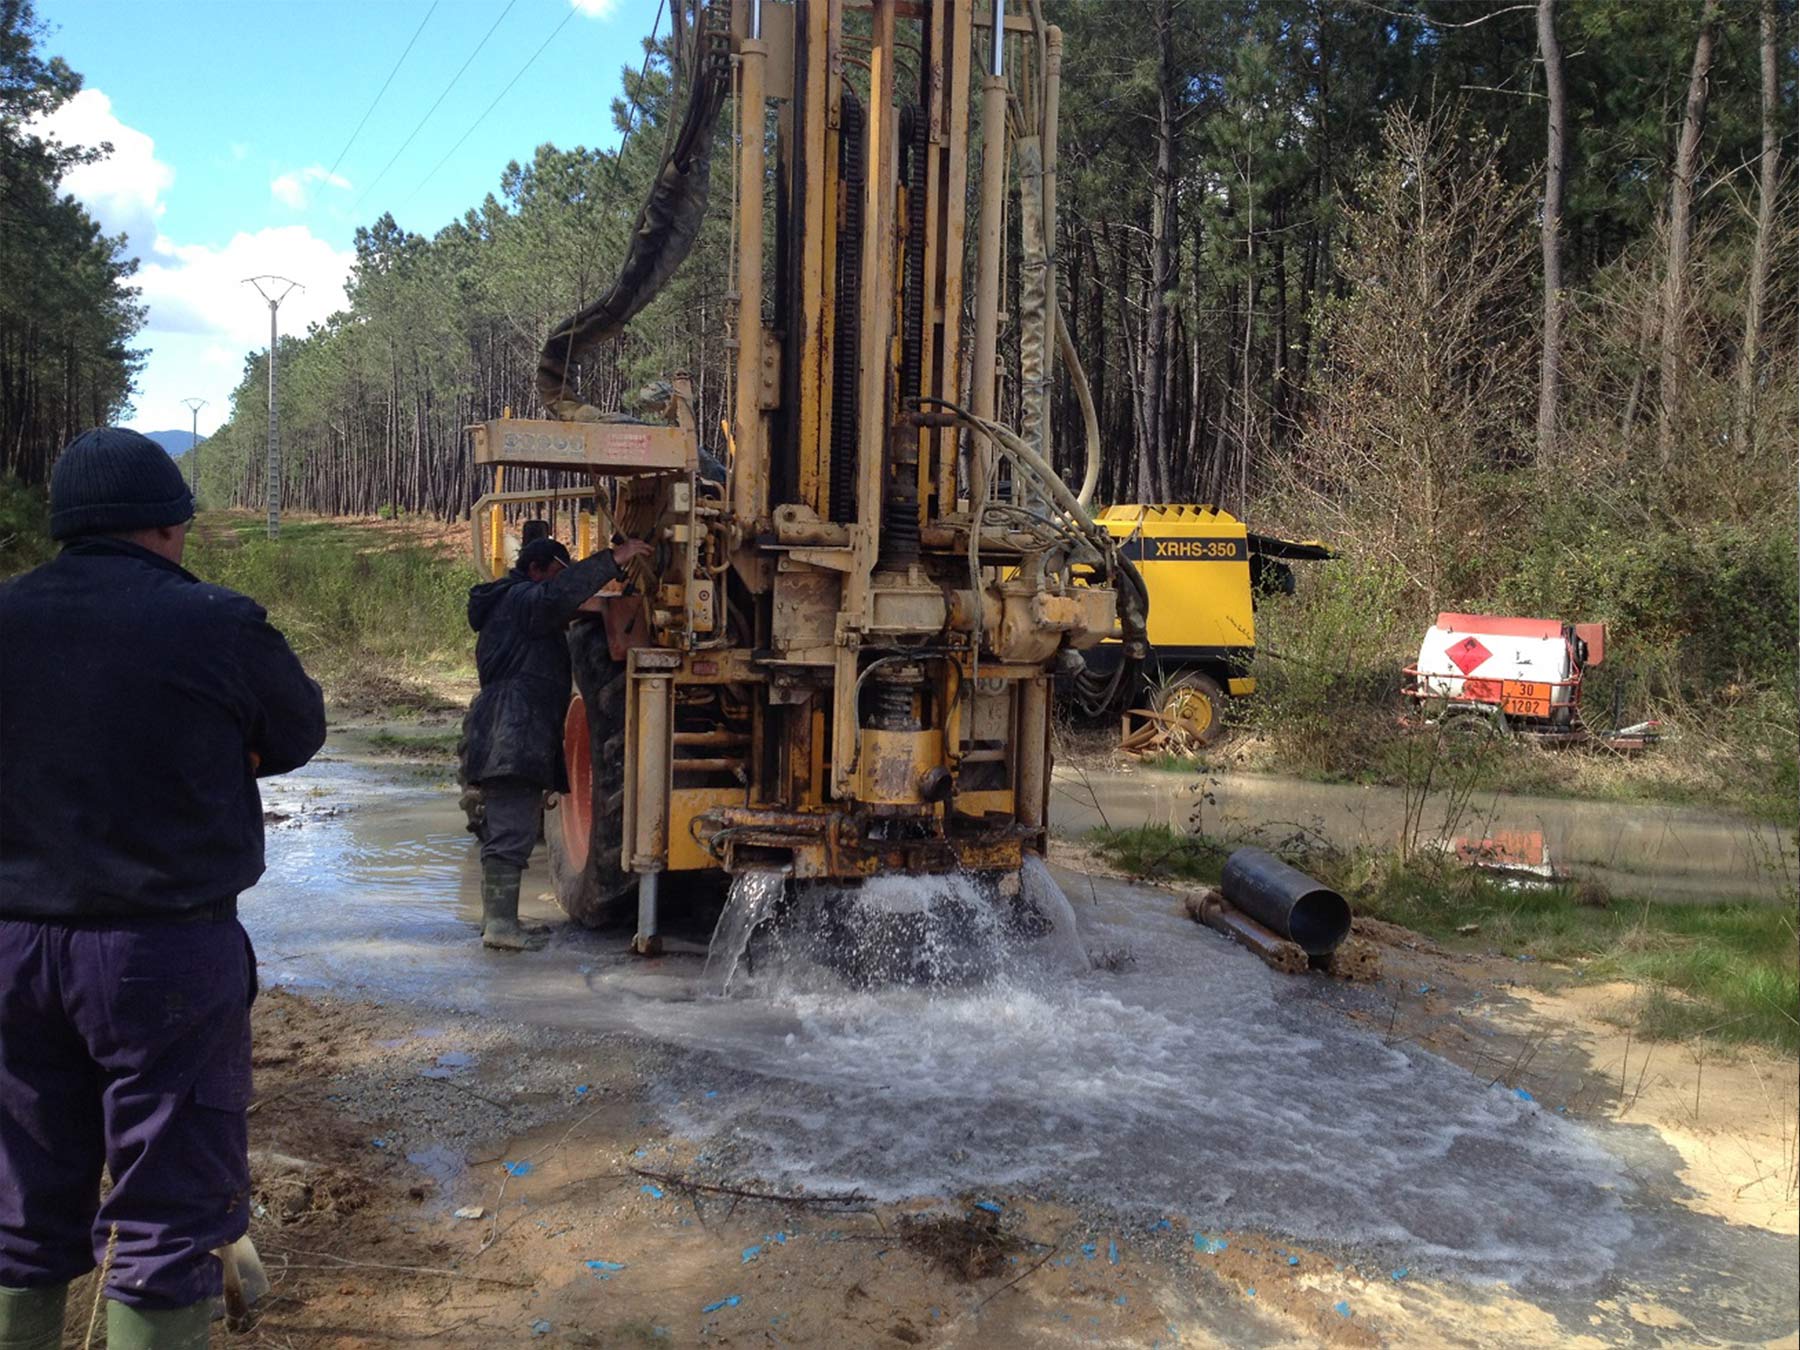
[1220,848,1352,956]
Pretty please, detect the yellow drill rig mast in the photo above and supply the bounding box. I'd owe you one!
[470,0,1144,954]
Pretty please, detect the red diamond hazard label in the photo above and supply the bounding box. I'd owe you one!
[1446,636,1492,675]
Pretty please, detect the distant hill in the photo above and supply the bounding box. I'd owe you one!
[143,429,203,458]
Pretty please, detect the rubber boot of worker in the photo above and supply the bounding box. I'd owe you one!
[0,1284,66,1350]
[481,859,529,951]
[104,1299,212,1350]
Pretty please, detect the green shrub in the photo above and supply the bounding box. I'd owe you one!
[0,476,53,580]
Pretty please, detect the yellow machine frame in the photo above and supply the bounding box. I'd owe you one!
[472,0,1132,954]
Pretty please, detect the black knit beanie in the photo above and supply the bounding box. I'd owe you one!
[50,427,194,541]
[514,537,572,574]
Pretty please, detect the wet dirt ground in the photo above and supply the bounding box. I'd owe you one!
[198,734,1797,1348]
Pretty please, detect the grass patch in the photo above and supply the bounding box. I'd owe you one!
[185,512,474,696]
[1089,825,1229,886]
[364,728,461,760]
[1090,823,1800,1056]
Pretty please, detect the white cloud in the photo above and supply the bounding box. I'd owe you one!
[32,88,174,250]
[570,0,622,18]
[270,164,352,211]
[29,90,357,438]
[136,226,353,347]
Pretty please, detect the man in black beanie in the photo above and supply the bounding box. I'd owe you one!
[462,532,650,949]
[0,428,326,1349]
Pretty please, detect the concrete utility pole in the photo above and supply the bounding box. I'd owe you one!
[242,275,303,539]
[180,397,207,499]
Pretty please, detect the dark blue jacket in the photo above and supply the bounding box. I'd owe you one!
[462,552,622,791]
[0,537,326,921]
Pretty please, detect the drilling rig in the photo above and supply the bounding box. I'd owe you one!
[468,0,1146,955]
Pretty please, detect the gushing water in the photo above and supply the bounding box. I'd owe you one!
[702,862,1090,997]
[1021,853,1090,973]
[702,870,785,996]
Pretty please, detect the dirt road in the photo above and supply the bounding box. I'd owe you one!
[141,737,1797,1348]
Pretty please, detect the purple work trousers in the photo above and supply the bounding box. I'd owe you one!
[0,917,255,1309]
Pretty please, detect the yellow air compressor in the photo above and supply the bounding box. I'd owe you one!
[1070,505,1332,747]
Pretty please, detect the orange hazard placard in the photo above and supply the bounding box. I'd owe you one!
[1500,680,1552,718]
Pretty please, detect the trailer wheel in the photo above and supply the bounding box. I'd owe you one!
[1155,672,1226,748]
[548,640,635,927]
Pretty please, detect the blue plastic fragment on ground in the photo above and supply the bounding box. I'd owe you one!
[584,1259,626,1275]
[1417,983,1433,995]
[764,1233,788,1245]
[704,1089,719,1098]
[531,1319,552,1336]
[1514,1087,1534,1102]
[1288,1256,1300,1266]
[741,1245,762,1263]
[641,1184,665,1198]
[504,1161,533,1176]
[929,1307,940,1319]
[1391,1267,1409,1281]
[1194,1234,1229,1254]
[370,1138,388,1150]
[1558,1105,1568,1113]
[1108,1239,1119,1265]
[1115,1296,1127,1306]
[1081,1242,1098,1260]
[1150,1218,1171,1231]
[973,1200,1003,1214]
[1246,1288,1256,1299]
[574,1084,590,1096]
[702,1295,742,1314]
[1335,1301,1352,1318]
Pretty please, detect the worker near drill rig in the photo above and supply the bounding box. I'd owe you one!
[0,428,326,1349]
[462,532,650,949]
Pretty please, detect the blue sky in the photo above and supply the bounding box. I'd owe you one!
[35,0,663,435]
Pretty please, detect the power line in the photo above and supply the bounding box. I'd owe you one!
[402,3,580,207]
[327,1,439,181]
[353,0,520,212]
[612,0,668,173]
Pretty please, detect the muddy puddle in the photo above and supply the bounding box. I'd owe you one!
[1051,765,1796,903]
[242,745,1798,1339]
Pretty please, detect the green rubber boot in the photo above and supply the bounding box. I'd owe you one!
[105,1299,212,1349]
[0,1284,66,1350]
[481,858,528,951]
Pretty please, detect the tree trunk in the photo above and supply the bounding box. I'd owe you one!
[1734,0,1780,452]
[1535,0,1568,464]
[1656,0,1719,468]
[1240,167,1255,511]
[1144,0,1179,504]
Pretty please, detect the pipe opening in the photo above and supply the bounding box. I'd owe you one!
[1286,889,1352,956]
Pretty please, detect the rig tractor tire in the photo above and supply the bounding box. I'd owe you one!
[1156,671,1227,748]
[548,628,636,928]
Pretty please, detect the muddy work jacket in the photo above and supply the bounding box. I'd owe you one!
[0,537,326,923]
[462,553,623,792]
